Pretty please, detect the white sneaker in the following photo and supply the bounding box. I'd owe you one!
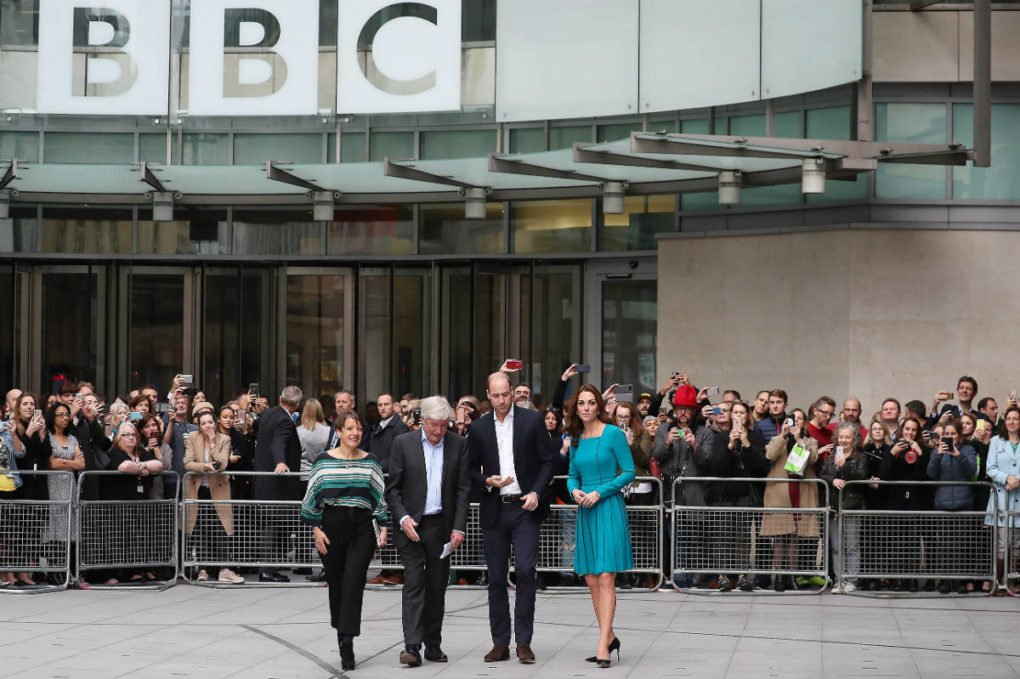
[218,569,245,584]
[196,570,209,582]
[839,581,857,593]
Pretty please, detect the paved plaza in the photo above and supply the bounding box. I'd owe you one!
[3,582,1020,679]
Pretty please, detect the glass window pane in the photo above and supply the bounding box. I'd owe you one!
[774,110,802,138]
[359,274,392,401]
[182,133,230,165]
[326,205,414,255]
[597,122,641,143]
[44,132,133,164]
[875,102,947,200]
[510,127,544,154]
[678,119,715,210]
[232,211,322,255]
[648,119,678,134]
[0,267,11,385]
[600,194,674,251]
[136,212,229,255]
[953,103,1020,200]
[341,132,366,162]
[729,114,765,136]
[421,202,504,255]
[805,105,866,203]
[286,274,347,399]
[512,199,591,254]
[442,268,473,399]
[681,119,709,134]
[234,133,322,165]
[203,269,265,406]
[393,271,432,398]
[1,0,36,45]
[602,278,657,391]
[370,131,414,161]
[549,125,591,150]
[529,265,581,402]
[129,273,183,396]
[139,134,169,163]
[41,271,97,392]
[41,208,132,254]
[419,129,496,159]
[463,0,496,41]
[0,131,38,162]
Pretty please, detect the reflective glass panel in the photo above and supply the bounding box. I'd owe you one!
[600,194,674,251]
[326,205,414,255]
[128,272,183,397]
[601,278,657,392]
[421,202,504,255]
[419,130,496,159]
[286,274,348,398]
[952,103,1020,200]
[41,270,98,393]
[232,212,323,255]
[510,128,544,154]
[234,133,323,165]
[44,133,133,164]
[875,102,947,200]
[203,269,266,406]
[0,131,39,162]
[512,199,591,254]
[41,208,132,254]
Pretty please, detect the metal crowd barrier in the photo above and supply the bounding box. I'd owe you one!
[182,472,662,589]
[76,470,179,589]
[181,471,314,586]
[0,471,75,594]
[671,477,830,594]
[838,480,998,596]
[1009,510,1020,595]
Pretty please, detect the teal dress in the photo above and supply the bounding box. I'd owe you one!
[567,424,635,575]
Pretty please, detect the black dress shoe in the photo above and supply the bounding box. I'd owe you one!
[259,571,290,583]
[305,571,327,582]
[424,646,448,662]
[399,647,422,667]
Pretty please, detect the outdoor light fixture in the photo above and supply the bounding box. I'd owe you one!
[801,158,826,194]
[462,186,488,219]
[152,191,174,221]
[602,181,626,214]
[313,191,335,221]
[718,170,741,205]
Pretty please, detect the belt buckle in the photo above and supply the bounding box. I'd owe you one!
[501,494,519,504]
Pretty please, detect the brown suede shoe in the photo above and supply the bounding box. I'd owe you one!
[516,644,536,664]
[483,645,510,662]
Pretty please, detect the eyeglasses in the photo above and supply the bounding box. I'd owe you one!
[55,413,70,418]
[120,433,138,439]
[818,409,835,418]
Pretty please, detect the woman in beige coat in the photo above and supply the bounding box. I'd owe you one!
[760,408,821,591]
[184,411,244,584]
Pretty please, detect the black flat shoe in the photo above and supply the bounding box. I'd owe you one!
[424,646,448,662]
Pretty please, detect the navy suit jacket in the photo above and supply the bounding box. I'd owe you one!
[467,405,558,529]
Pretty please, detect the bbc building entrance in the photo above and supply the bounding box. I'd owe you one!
[0,0,1011,407]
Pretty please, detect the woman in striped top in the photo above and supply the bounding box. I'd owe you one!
[301,411,388,671]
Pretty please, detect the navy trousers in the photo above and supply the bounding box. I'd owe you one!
[482,502,540,646]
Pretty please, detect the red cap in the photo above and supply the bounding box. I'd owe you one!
[671,385,699,408]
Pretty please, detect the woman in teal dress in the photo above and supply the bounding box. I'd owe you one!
[566,384,635,668]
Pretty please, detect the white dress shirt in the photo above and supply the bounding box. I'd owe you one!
[421,429,444,515]
[494,408,522,495]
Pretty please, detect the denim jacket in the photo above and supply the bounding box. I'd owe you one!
[0,428,26,489]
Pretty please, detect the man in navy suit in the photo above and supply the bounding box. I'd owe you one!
[468,372,557,664]
[386,396,470,667]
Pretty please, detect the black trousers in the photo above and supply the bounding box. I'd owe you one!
[397,514,451,648]
[320,506,377,636]
[482,502,539,646]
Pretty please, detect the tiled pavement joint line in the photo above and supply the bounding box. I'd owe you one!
[242,623,344,677]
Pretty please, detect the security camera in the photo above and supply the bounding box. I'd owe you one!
[628,260,639,270]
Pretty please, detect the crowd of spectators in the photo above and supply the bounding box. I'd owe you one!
[1,366,1018,595]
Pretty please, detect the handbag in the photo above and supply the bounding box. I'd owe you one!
[0,473,15,492]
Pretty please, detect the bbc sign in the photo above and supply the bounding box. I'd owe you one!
[35,0,462,116]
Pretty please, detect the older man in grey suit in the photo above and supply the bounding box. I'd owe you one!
[385,395,470,667]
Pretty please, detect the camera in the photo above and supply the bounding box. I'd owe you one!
[412,408,421,426]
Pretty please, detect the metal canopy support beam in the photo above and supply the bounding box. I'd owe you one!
[630,133,972,165]
[488,154,607,184]
[572,144,720,173]
[0,159,16,190]
[973,0,991,168]
[138,161,167,193]
[384,158,480,190]
[265,161,326,191]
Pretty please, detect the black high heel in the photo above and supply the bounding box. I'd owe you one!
[339,638,355,671]
[585,637,621,662]
[596,658,611,668]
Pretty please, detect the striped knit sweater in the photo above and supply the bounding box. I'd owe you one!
[300,451,389,527]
